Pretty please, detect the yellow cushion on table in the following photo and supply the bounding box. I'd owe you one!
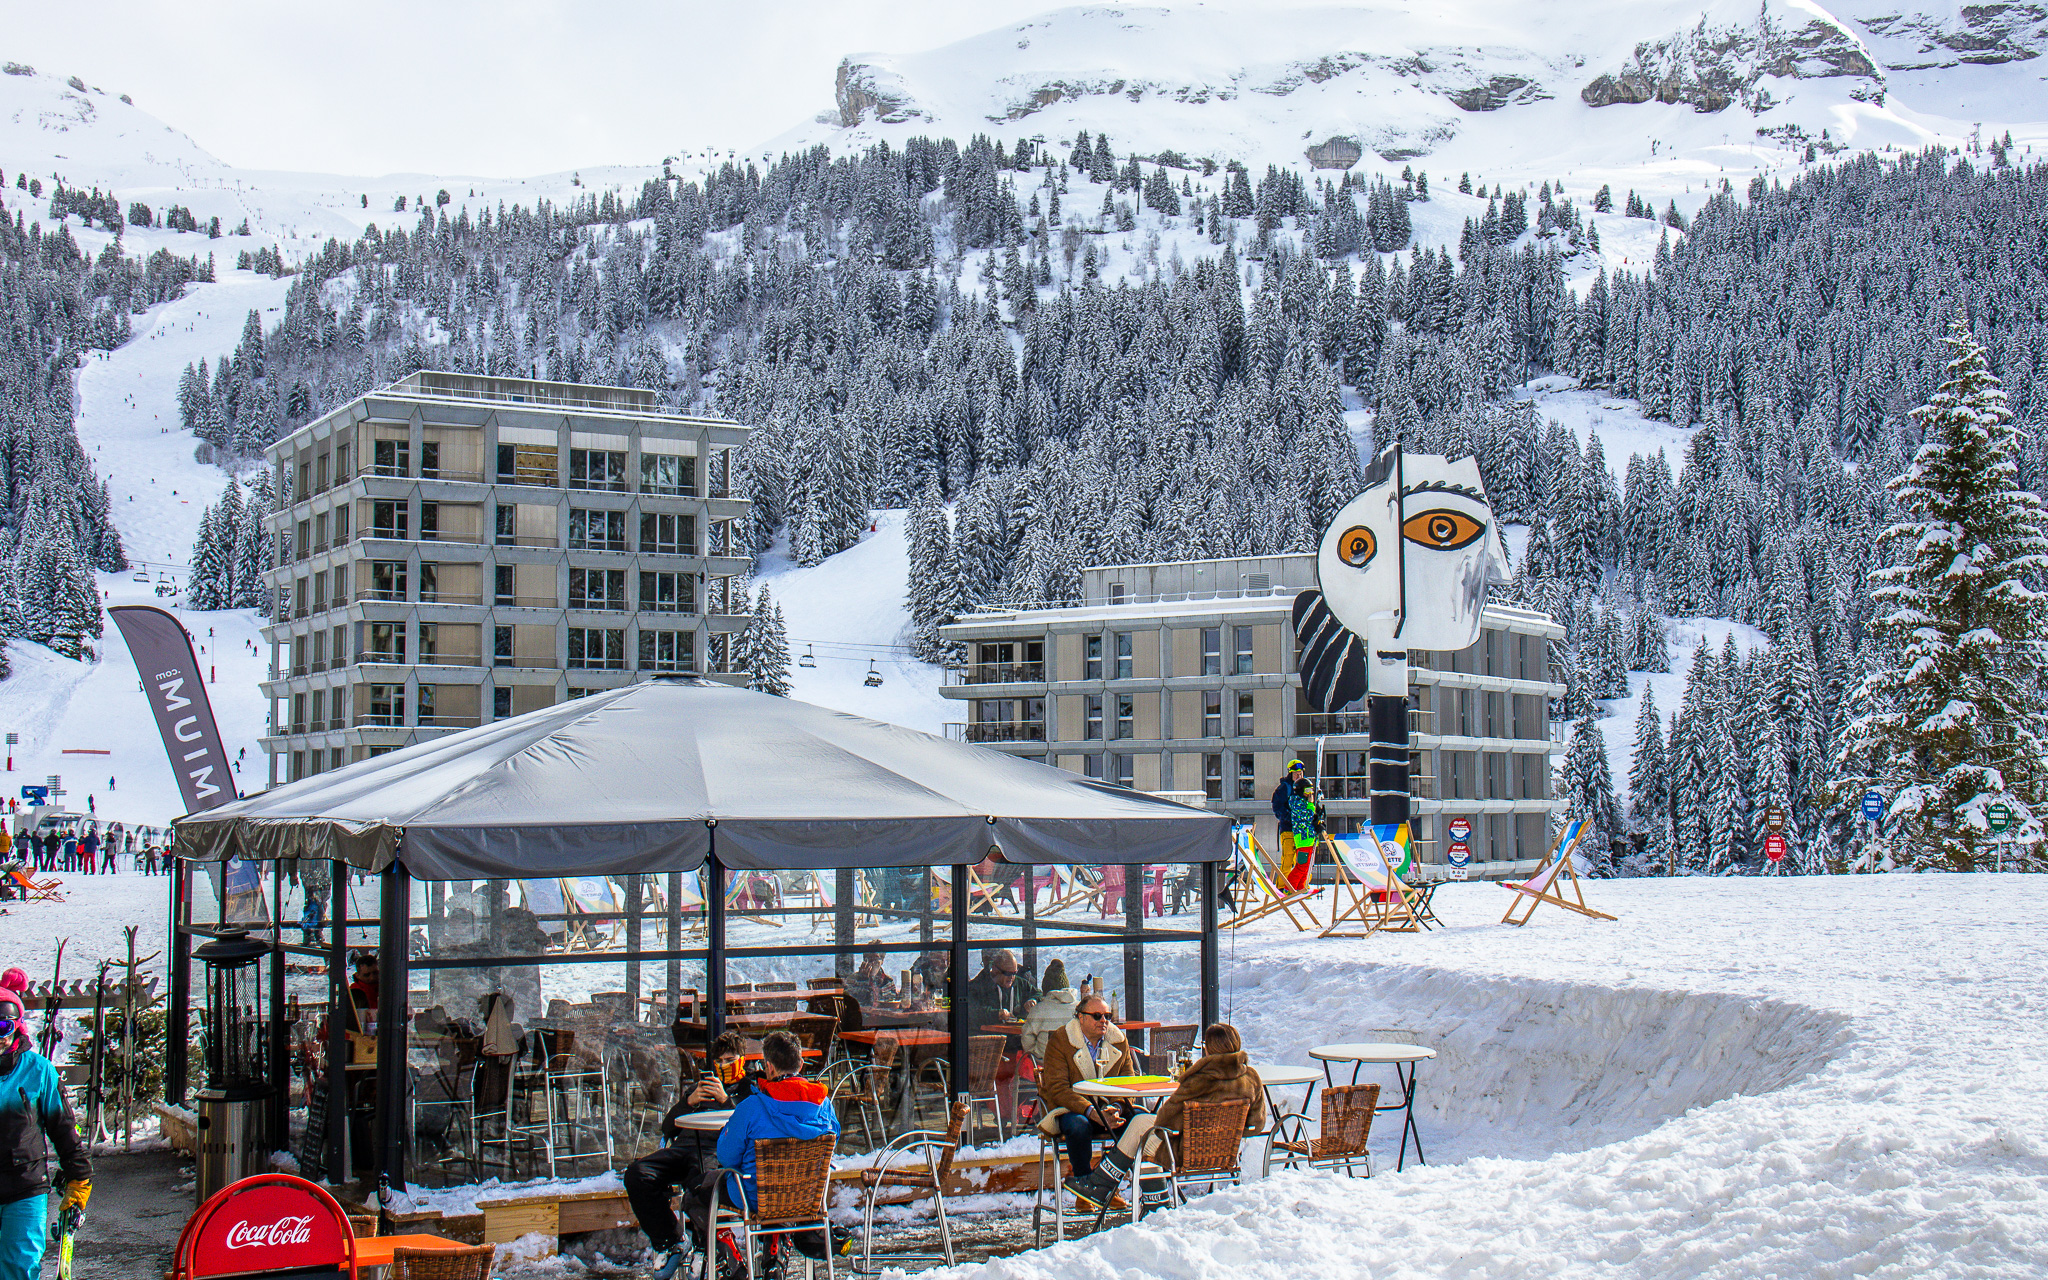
[1095,1075,1177,1088]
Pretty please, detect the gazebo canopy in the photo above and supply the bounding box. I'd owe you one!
[175,678,1231,878]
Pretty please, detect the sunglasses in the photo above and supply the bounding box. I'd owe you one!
[0,1017,16,1037]
[1080,1010,1114,1022]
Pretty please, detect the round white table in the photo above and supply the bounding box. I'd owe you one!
[1309,1043,1436,1171]
[1257,1064,1322,1125]
[1069,1078,1177,1104]
[671,1108,734,1132]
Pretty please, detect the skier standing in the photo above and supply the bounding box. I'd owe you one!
[0,984,91,1280]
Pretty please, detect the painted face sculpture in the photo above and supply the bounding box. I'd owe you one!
[1294,447,1509,710]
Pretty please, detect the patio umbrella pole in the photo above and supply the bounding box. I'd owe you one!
[327,860,348,1183]
[1199,862,1220,1029]
[374,861,411,1194]
[950,864,970,1110]
[167,858,191,1104]
[706,823,726,1043]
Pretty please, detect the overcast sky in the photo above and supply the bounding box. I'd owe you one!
[6,0,1075,177]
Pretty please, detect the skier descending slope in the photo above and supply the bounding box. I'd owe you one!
[0,982,91,1280]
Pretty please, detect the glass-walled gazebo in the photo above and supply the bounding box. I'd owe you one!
[168,679,1228,1192]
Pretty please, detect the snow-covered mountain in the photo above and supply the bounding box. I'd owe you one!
[780,2,2048,181]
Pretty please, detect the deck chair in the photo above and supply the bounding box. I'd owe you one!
[1221,827,1321,932]
[559,877,622,951]
[6,868,64,902]
[1501,818,1617,925]
[1321,829,1426,938]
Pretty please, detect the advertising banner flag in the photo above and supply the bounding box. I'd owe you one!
[110,605,235,815]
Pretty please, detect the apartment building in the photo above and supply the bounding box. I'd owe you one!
[938,554,1565,877]
[259,371,752,785]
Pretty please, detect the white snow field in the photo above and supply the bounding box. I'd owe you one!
[15,870,2045,1276]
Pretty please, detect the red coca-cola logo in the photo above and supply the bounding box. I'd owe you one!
[222,1215,316,1249]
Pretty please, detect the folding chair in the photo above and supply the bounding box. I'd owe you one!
[857,1101,967,1272]
[704,1133,838,1280]
[1221,827,1321,932]
[7,868,64,902]
[1501,819,1617,925]
[1263,1083,1378,1178]
[559,877,622,951]
[1321,830,1427,938]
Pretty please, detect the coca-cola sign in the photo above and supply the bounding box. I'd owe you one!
[223,1215,316,1249]
[184,1178,350,1278]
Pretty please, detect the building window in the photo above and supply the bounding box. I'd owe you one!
[1236,692,1255,737]
[311,571,327,614]
[1084,695,1103,740]
[1083,754,1103,781]
[568,627,627,670]
[365,683,405,726]
[493,686,513,719]
[368,562,406,602]
[1201,628,1221,677]
[367,622,406,663]
[569,449,628,491]
[1202,691,1222,738]
[1109,583,1126,604]
[641,453,695,495]
[315,452,329,492]
[1236,755,1257,801]
[495,505,516,546]
[372,439,409,478]
[495,565,514,606]
[333,503,349,542]
[640,570,695,614]
[1084,635,1103,681]
[1114,693,1134,739]
[569,567,628,611]
[314,512,329,551]
[291,692,306,733]
[418,502,440,541]
[416,683,439,725]
[567,686,599,700]
[496,442,558,485]
[419,441,442,479]
[1520,753,1548,800]
[1234,626,1255,675]
[1114,632,1133,680]
[707,632,729,673]
[639,629,695,672]
[494,625,513,667]
[1204,753,1223,800]
[331,625,347,667]
[417,623,441,663]
[640,512,694,555]
[334,443,349,481]
[1111,753,1135,789]
[290,751,305,781]
[372,500,408,539]
[568,508,628,551]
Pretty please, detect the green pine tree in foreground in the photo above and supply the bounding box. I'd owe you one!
[1837,314,2048,871]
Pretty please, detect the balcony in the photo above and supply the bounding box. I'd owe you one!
[416,653,482,667]
[355,712,406,728]
[494,535,558,548]
[494,596,559,609]
[419,469,485,484]
[417,714,483,729]
[419,593,485,606]
[358,651,408,665]
[948,662,1047,686]
[1295,709,1437,737]
[944,722,1048,744]
[494,657,560,669]
[358,589,407,603]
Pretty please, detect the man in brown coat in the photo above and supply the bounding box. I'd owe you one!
[1064,1023,1265,1208]
[1036,993,1140,1176]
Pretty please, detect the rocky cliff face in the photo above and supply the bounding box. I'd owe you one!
[835,58,927,127]
[1850,3,2048,68]
[1581,10,1884,111]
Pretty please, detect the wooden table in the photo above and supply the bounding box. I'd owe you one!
[1309,1042,1436,1171]
[839,1028,949,1048]
[352,1233,472,1270]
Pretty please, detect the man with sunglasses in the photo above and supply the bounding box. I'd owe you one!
[1034,994,1138,1180]
[0,986,90,1280]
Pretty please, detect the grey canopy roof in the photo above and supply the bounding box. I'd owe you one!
[174,678,1230,878]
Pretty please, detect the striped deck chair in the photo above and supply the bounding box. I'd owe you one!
[560,877,623,950]
[1321,828,1425,938]
[7,868,64,902]
[1221,827,1322,932]
[1501,818,1617,925]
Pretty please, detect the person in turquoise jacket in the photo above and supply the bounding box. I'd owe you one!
[0,983,91,1280]
[712,1031,839,1212]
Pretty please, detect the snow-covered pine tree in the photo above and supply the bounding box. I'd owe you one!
[1837,315,2048,871]
[747,585,792,697]
[1626,685,1671,875]
[1560,713,1623,875]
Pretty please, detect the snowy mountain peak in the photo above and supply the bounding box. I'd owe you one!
[0,60,225,188]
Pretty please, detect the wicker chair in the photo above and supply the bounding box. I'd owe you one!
[346,1212,379,1238]
[857,1100,967,1271]
[962,1034,1009,1146]
[829,1034,898,1149]
[1141,1024,1199,1075]
[1262,1083,1378,1178]
[705,1134,839,1280]
[1164,1097,1250,1201]
[390,1243,496,1279]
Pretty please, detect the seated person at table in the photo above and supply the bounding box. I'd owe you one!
[1036,992,1138,1177]
[844,947,897,1007]
[1019,960,1079,1060]
[1063,1022,1266,1208]
[624,1031,758,1278]
[966,948,1038,1026]
[702,1032,839,1222]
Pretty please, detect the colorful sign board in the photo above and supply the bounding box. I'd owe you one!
[1986,802,2015,834]
[1765,833,1788,862]
[1447,817,1473,842]
[1765,806,1785,832]
[1862,791,1885,822]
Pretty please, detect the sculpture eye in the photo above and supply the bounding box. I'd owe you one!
[1402,508,1486,551]
[1336,525,1376,568]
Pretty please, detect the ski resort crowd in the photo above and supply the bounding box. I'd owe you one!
[0,820,173,896]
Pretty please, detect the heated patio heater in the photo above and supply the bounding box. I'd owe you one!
[193,929,275,1201]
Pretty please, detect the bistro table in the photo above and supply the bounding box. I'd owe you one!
[1308,1042,1435,1171]
[1255,1064,1322,1126]
[672,1108,735,1133]
[352,1233,473,1274]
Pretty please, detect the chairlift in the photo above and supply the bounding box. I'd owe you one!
[863,661,884,689]
[799,645,816,669]
[131,570,149,583]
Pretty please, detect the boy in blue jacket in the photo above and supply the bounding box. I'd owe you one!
[0,985,91,1280]
[713,1031,838,1209]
